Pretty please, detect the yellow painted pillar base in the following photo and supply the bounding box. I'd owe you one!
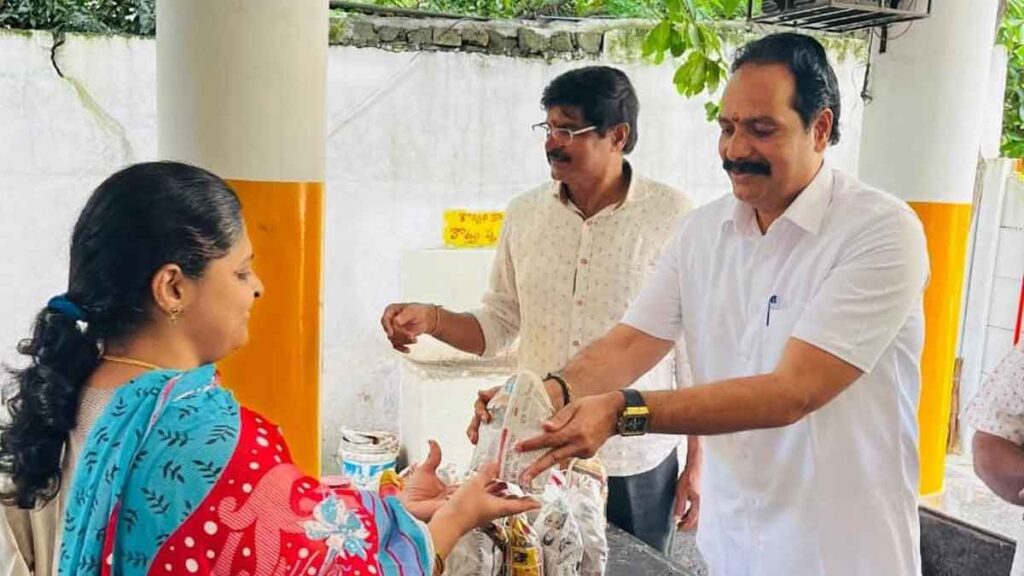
[219,180,324,476]
[909,201,972,496]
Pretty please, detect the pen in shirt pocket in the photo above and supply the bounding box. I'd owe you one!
[766,295,780,326]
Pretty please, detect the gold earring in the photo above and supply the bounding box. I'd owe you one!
[169,307,182,324]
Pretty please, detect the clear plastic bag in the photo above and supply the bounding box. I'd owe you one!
[535,472,584,576]
[495,372,555,494]
[448,372,609,576]
[443,525,505,576]
[566,459,609,576]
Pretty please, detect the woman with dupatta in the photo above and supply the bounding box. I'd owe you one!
[0,162,537,576]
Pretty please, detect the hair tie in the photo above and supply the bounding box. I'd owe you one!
[47,295,86,322]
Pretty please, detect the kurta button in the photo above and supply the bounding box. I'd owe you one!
[576,300,584,306]
[572,340,580,346]
[580,258,588,265]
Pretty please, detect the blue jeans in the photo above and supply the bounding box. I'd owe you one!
[606,450,678,554]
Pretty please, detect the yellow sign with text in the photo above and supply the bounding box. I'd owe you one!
[443,210,504,248]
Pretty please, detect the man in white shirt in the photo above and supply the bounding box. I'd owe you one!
[381,66,699,552]
[503,34,930,575]
[966,342,1024,576]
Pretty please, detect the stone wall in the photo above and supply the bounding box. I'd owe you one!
[329,11,650,60]
[327,11,866,63]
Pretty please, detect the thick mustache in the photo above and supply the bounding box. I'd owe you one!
[547,150,571,162]
[723,159,771,176]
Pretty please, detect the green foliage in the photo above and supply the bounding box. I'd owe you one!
[641,0,748,119]
[999,0,1024,159]
[0,0,742,33]
[0,0,154,36]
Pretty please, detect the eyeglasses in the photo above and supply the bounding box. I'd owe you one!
[532,122,597,144]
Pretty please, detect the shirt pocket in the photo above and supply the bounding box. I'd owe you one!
[760,304,805,371]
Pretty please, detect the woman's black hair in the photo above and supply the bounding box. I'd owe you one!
[0,161,243,509]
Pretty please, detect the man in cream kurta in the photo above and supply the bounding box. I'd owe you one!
[382,66,697,551]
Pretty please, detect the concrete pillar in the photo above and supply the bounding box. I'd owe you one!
[859,0,1003,495]
[156,0,328,474]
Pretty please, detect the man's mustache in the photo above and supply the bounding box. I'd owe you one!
[723,158,771,176]
[547,149,571,163]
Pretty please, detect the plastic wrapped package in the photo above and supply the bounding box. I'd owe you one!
[469,380,511,473]
[565,459,609,576]
[443,525,505,576]
[447,371,609,576]
[495,372,555,494]
[535,472,584,576]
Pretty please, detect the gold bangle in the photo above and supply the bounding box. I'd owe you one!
[428,305,443,337]
[433,552,445,576]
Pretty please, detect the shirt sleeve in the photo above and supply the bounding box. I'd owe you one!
[791,206,930,373]
[469,208,522,357]
[622,222,685,342]
[673,341,694,388]
[964,343,1024,446]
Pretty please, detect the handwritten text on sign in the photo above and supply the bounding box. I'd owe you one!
[443,210,504,248]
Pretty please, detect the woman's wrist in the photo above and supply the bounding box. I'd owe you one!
[427,505,470,560]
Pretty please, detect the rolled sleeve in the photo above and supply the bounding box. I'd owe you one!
[469,214,521,357]
[791,207,930,373]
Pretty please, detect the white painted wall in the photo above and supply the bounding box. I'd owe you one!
[959,161,1024,449]
[0,32,158,371]
[983,180,1024,373]
[858,0,1002,203]
[0,30,866,471]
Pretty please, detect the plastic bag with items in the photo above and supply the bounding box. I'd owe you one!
[443,462,608,576]
[469,371,555,494]
[443,524,506,576]
[534,470,584,576]
[445,371,609,576]
[564,459,609,576]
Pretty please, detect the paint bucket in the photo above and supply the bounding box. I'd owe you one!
[337,429,399,491]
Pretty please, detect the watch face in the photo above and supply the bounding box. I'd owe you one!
[620,415,648,436]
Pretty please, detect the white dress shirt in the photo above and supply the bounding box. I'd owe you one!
[624,164,929,575]
[472,165,692,477]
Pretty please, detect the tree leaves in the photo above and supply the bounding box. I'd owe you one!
[642,1,729,120]
[704,100,721,122]
[999,0,1024,158]
[643,19,672,61]
[0,0,153,35]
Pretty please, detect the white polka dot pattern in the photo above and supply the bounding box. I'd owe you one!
[964,342,1024,446]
